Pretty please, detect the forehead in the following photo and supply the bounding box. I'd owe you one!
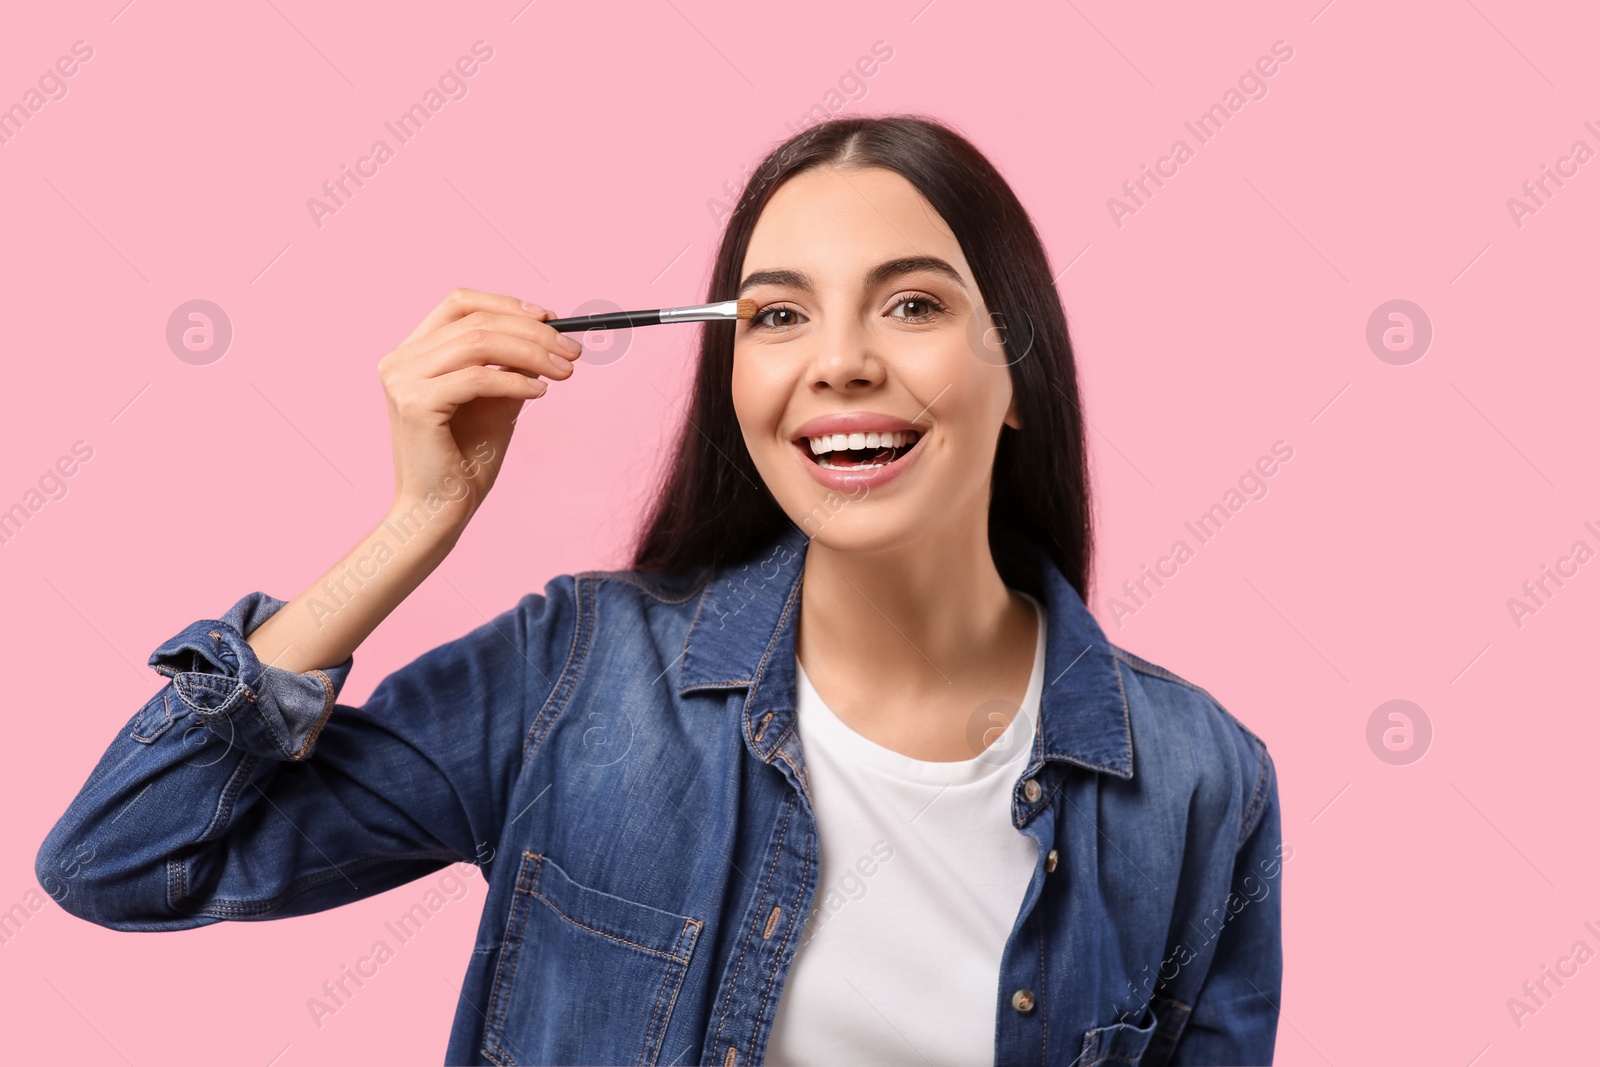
[740,165,973,286]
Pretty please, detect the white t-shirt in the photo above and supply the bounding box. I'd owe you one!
[764,592,1046,1067]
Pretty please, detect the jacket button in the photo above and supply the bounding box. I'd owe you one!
[1045,848,1059,873]
[1011,989,1036,1013]
[1022,778,1042,803]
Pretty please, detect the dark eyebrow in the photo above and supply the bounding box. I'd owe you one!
[736,255,969,298]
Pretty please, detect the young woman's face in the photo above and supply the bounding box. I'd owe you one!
[732,165,1017,553]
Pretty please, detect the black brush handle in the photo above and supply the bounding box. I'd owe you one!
[544,309,665,333]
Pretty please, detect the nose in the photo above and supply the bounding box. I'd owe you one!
[808,318,883,393]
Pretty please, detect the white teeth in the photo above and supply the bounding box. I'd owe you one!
[817,457,890,470]
[803,429,919,456]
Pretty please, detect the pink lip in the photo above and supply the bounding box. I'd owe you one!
[789,411,928,493]
[791,411,924,440]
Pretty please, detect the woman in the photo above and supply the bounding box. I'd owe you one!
[37,115,1282,1066]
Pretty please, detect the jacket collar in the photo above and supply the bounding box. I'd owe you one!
[677,522,1133,780]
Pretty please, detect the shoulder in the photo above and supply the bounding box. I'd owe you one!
[570,564,718,633]
[512,562,714,618]
[573,564,715,607]
[494,564,714,685]
[516,564,717,668]
[501,564,720,750]
[1109,643,1277,845]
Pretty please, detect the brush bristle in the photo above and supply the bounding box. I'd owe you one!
[736,297,758,319]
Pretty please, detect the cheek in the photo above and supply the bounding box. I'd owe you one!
[731,349,789,429]
[730,350,787,461]
[729,350,761,427]
[920,340,1006,420]
[927,351,1013,461]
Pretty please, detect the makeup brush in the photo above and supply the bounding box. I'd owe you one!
[544,298,758,333]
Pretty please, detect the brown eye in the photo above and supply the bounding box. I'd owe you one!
[889,294,947,322]
[752,305,804,330]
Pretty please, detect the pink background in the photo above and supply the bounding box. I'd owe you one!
[3,1,1596,1063]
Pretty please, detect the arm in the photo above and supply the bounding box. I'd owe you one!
[34,528,577,930]
[37,287,585,927]
[36,287,587,929]
[1171,740,1285,1065]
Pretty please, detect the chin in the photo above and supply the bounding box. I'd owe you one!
[780,495,929,556]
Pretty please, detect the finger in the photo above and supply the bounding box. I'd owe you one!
[413,316,580,382]
[400,288,552,349]
[426,366,548,409]
[427,309,583,364]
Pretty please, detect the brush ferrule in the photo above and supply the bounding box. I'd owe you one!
[659,299,740,323]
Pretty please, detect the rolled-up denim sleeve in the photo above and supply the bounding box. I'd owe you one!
[1172,741,1284,1065]
[35,579,577,932]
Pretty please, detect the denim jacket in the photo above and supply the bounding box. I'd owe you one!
[37,520,1282,1066]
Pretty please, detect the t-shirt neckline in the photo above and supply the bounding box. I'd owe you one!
[793,590,1045,787]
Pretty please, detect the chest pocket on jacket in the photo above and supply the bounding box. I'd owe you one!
[481,849,703,1067]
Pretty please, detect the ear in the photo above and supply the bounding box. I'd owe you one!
[1003,393,1022,431]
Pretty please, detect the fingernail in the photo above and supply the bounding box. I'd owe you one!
[521,300,543,313]
[559,334,582,355]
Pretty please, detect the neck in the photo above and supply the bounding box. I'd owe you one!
[795,515,1025,700]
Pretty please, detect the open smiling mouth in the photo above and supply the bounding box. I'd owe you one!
[799,430,922,470]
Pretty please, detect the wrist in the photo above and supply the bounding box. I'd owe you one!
[385,492,473,548]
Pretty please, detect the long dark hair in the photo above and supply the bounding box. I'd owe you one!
[629,114,1096,603]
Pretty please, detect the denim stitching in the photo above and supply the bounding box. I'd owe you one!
[198,751,259,842]
[639,922,689,1065]
[640,921,697,1067]
[526,886,697,964]
[677,580,713,686]
[1033,660,1136,782]
[1110,646,1274,846]
[174,674,255,729]
[744,569,802,764]
[772,728,809,797]
[290,672,337,760]
[686,681,759,695]
[1112,651,1134,778]
[1112,645,1270,753]
[710,794,796,1059]
[1037,914,1048,1066]
[1109,645,1217,701]
[638,917,703,1065]
[521,575,592,764]
[130,691,175,743]
[186,669,294,758]
[581,567,714,605]
[747,801,811,1064]
[483,849,539,1066]
[1238,736,1273,846]
[742,572,806,796]
[310,667,336,713]
[487,847,702,1065]
[1080,1000,1167,1067]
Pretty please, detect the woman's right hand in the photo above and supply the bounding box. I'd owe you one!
[379,287,582,535]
